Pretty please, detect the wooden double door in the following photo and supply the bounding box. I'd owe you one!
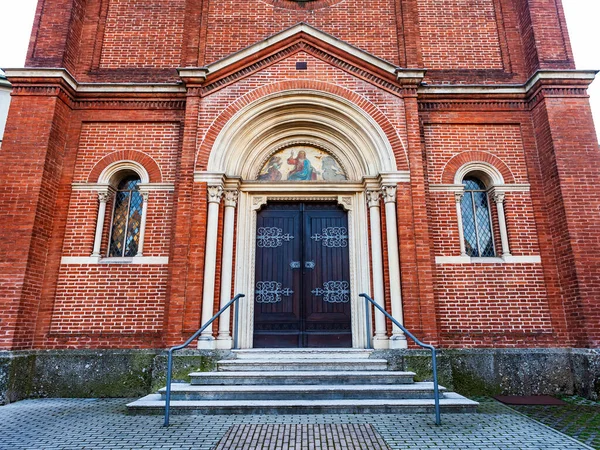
[253,202,352,348]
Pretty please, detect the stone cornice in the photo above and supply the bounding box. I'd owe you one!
[419,70,597,96]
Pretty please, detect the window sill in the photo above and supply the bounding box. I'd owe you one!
[435,255,541,264]
[61,256,169,265]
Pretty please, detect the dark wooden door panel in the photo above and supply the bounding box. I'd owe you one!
[254,202,352,348]
[303,204,352,347]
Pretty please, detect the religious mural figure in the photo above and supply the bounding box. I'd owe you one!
[287,150,317,181]
[256,147,348,181]
[257,156,283,181]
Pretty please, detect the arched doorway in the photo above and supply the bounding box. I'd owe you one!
[199,89,409,349]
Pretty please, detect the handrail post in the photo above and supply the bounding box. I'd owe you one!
[359,293,441,425]
[365,296,372,349]
[431,347,441,425]
[163,293,244,427]
[233,296,240,350]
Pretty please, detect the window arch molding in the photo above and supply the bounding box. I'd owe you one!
[98,160,150,185]
[453,161,504,187]
[453,161,511,259]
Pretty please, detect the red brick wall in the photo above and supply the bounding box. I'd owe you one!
[418,0,503,70]
[99,0,186,69]
[2,0,597,352]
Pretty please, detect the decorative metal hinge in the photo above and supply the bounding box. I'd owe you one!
[256,227,294,248]
[312,280,350,303]
[290,261,301,269]
[311,227,349,248]
[304,261,315,269]
[255,281,294,303]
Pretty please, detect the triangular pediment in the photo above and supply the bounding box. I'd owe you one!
[178,23,424,93]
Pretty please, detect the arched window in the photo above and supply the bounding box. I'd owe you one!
[108,175,143,257]
[460,177,495,257]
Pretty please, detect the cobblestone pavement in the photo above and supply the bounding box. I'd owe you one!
[0,398,594,450]
[508,397,600,450]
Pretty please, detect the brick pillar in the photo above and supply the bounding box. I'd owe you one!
[0,79,73,350]
[515,0,575,76]
[400,79,439,345]
[530,78,600,347]
[26,0,87,72]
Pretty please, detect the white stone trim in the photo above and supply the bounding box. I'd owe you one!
[137,183,175,192]
[98,160,151,185]
[3,69,595,96]
[435,255,542,264]
[429,184,530,193]
[454,162,505,187]
[61,256,169,265]
[206,90,402,180]
[202,23,399,77]
[72,183,112,191]
[419,70,598,95]
[234,188,372,349]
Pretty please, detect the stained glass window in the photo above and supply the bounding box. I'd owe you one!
[461,177,495,257]
[108,175,143,257]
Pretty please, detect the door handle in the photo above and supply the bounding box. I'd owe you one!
[305,261,315,269]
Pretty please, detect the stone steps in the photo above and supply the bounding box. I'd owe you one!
[217,358,389,372]
[127,393,478,415]
[158,382,444,401]
[126,348,479,415]
[188,371,416,385]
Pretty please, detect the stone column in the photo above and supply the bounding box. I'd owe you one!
[454,191,468,256]
[216,188,239,349]
[91,190,113,257]
[493,192,511,257]
[135,191,149,257]
[198,185,223,349]
[382,185,407,349]
[366,189,388,348]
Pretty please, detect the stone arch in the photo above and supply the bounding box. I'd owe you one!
[89,151,162,183]
[199,81,408,177]
[441,151,515,185]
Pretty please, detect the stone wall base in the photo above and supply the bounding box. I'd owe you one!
[1,348,597,405]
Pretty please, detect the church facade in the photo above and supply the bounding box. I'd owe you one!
[1,0,599,401]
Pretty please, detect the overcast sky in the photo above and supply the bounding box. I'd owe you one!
[0,0,598,138]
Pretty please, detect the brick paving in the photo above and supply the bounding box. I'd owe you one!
[0,398,594,450]
[213,424,391,450]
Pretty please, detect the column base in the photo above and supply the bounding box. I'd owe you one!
[372,336,389,349]
[388,334,408,349]
[196,336,216,350]
[215,336,233,350]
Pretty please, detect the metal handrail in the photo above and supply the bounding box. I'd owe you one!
[163,293,245,427]
[360,293,441,425]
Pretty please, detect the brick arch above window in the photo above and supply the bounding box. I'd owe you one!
[441,151,515,185]
[88,151,162,184]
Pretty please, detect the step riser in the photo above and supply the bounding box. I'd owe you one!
[190,375,414,385]
[129,404,478,415]
[233,350,373,360]
[218,362,388,371]
[162,391,439,401]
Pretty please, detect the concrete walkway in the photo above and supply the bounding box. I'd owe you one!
[0,398,593,450]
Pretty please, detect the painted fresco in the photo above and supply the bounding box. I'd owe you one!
[257,146,347,182]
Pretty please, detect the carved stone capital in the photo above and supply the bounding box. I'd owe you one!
[381,185,397,204]
[366,189,381,208]
[454,191,465,203]
[207,185,224,204]
[223,189,239,208]
[141,191,149,202]
[98,191,113,203]
[492,192,505,204]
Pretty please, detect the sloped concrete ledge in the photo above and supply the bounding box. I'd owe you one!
[1,348,598,405]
